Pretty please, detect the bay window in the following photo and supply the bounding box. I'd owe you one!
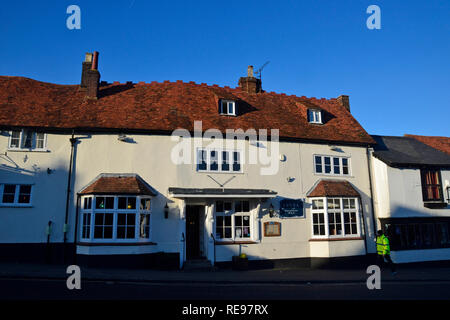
[80,195,152,242]
[310,197,361,238]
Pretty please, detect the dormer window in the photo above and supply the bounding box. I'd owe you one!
[308,109,322,124]
[219,100,236,116]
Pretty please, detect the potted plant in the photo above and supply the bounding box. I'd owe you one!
[232,253,248,270]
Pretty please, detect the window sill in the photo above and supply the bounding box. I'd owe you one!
[77,241,157,246]
[7,149,50,153]
[309,237,363,242]
[0,204,33,208]
[215,240,258,245]
[423,201,448,209]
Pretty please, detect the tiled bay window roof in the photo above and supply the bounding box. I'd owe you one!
[78,174,156,196]
[307,179,360,198]
[0,76,375,145]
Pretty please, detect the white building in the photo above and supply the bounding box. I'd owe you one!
[370,135,450,264]
[0,52,378,269]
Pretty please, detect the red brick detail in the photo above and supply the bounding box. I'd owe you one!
[307,180,360,198]
[404,134,450,155]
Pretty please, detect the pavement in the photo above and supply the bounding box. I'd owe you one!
[1,261,450,284]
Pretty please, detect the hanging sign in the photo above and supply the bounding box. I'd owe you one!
[279,199,304,218]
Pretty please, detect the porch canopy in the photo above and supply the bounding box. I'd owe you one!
[168,187,277,198]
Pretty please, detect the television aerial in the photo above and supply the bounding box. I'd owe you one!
[254,61,270,81]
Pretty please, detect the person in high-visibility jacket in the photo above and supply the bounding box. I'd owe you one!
[376,230,397,274]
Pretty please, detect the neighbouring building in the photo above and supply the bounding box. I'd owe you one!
[0,52,379,269]
[370,135,450,264]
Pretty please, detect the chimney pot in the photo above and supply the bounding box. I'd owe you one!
[91,51,99,70]
[247,65,254,78]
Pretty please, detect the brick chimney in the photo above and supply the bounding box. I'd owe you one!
[238,65,261,94]
[80,51,101,99]
[337,95,350,112]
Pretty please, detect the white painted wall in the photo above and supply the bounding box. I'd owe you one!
[0,131,375,263]
[370,152,450,263]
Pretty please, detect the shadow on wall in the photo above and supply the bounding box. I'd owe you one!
[0,155,73,264]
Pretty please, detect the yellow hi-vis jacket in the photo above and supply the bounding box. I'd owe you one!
[376,235,390,255]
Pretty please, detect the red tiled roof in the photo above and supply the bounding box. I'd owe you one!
[0,76,375,145]
[79,174,156,195]
[307,179,360,198]
[404,134,450,155]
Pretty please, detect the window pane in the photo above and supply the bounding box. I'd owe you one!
[105,197,114,209]
[243,201,250,212]
[224,216,231,226]
[233,152,241,172]
[210,150,218,171]
[235,216,242,225]
[235,201,242,213]
[324,157,331,174]
[96,197,105,209]
[228,101,234,114]
[315,156,322,173]
[198,150,207,171]
[221,151,230,171]
[22,131,33,148]
[36,133,45,149]
[333,158,340,174]
[118,197,127,209]
[10,131,20,148]
[140,198,151,211]
[140,214,150,238]
[2,184,16,203]
[127,197,136,209]
[342,158,349,175]
[224,202,232,211]
[216,201,224,213]
[18,185,31,204]
[312,199,324,209]
[224,227,232,238]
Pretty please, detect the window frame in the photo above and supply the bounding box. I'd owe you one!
[196,148,243,173]
[420,168,444,202]
[79,195,153,243]
[308,109,322,124]
[8,130,48,151]
[310,197,361,239]
[313,155,351,176]
[0,184,34,207]
[219,100,236,116]
[214,200,253,242]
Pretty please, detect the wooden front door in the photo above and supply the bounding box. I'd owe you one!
[186,206,201,260]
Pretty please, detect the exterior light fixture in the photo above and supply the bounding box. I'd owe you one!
[269,203,275,218]
[164,203,169,219]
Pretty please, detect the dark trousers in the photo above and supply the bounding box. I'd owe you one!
[377,254,396,272]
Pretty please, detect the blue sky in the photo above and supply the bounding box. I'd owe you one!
[0,0,449,136]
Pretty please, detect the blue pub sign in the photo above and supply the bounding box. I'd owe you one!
[279,199,304,218]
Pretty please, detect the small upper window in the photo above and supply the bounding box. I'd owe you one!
[219,100,236,116]
[0,184,33,206]
[8,130,47,151]
[308,109,322,124]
